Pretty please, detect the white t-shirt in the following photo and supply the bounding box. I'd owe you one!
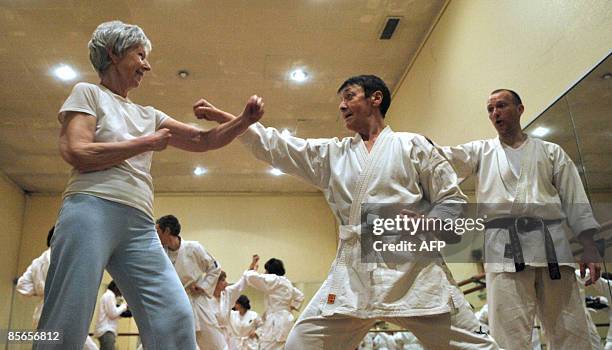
[502,139,528,178]
[59,82,169,219]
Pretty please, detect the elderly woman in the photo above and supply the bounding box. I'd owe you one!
[35,20,263,350]
[244,255,304,350]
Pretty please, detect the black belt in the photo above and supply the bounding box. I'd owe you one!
[485,217,562,280]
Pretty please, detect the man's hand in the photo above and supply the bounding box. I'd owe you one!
[144,128,171,151]
[193,98,233,123]
[580,241,602,286]
[186,283,206,295]
[237,95,264,125]
[250,254,260,271]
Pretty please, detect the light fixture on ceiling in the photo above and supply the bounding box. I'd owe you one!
[53,64,77,81]
[269,168,284,176]
[289,68,308,82]
[530,126,550,137]
[193,166,207,176]
[602,73,612,80]
[178,70,190,79]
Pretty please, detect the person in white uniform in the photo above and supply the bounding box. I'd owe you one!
[156,215,225,350]
[17,227,99,350]
[373,330,398,350]
[94,281,128,350]
[474,303,542,350]
[358,332,375,350]
[393,331,423,350]
[438,89,601,349]
[577,269,612,350]
[228,294,261,350]
[17,227,55,327]
[242,255,304,350]
[209,256,261,349]
[36,20,264,350]
[599,273,612,350]
[193,75,500,349]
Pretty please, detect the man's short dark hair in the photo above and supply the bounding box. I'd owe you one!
[264,258,286,276]
[47,226,55,248]
[337,75,391,117]
[156,215,181,236]
[236,294,251,310]
[491,89,522,106]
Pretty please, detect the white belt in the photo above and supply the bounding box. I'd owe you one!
[339,224,360,241]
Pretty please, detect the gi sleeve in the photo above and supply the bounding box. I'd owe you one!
[16,251,48,297]
[552,147,600,237]
[102,292,128,320]
[219,273,248,323]
[413,136,467,221]
[437,141,482,184]
[16,263,36,296]
[239,122,333,189]
[290,285,305,310]
[193,243,222,298]
[244,270,276,293]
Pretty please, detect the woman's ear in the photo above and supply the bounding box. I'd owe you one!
[107,47,120,64]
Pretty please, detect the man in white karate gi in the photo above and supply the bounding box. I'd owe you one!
[193,75,499,350]
[439,89,601,349]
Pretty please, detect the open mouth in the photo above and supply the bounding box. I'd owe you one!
[343,113,353,120]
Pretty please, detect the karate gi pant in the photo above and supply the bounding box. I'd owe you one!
[259,340,285,350]
[34,194,196,350]
[586,310,603,350]
[285,296,498,350]
[487,266,591,349]
[196,327,228,350]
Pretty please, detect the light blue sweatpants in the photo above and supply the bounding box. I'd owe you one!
[34,194,196,350]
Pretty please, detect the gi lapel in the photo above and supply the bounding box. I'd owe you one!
[494,138,519,199]
[511,138,534,214]
[348,126,392,225]
[324,127,392,311]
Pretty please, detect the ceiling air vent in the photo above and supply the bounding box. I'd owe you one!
[379,17,401,40]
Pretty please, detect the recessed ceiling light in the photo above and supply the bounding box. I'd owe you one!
[193,166,207,176]
[178,70,189,78]
[53,64,77,81]
[530,126,549,137]
[289,69,308,82]
[602,73,612,80]
[270,168,284,176]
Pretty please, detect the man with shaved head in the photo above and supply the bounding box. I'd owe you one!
[439,89,601,349]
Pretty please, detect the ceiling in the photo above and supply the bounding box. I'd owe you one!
[0,0,446,194]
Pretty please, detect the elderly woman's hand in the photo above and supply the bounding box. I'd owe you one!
[143,128,172,151]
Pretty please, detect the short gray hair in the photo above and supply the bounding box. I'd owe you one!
[88,20,152,76]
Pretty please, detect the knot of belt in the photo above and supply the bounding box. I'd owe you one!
[485,217,562,280]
